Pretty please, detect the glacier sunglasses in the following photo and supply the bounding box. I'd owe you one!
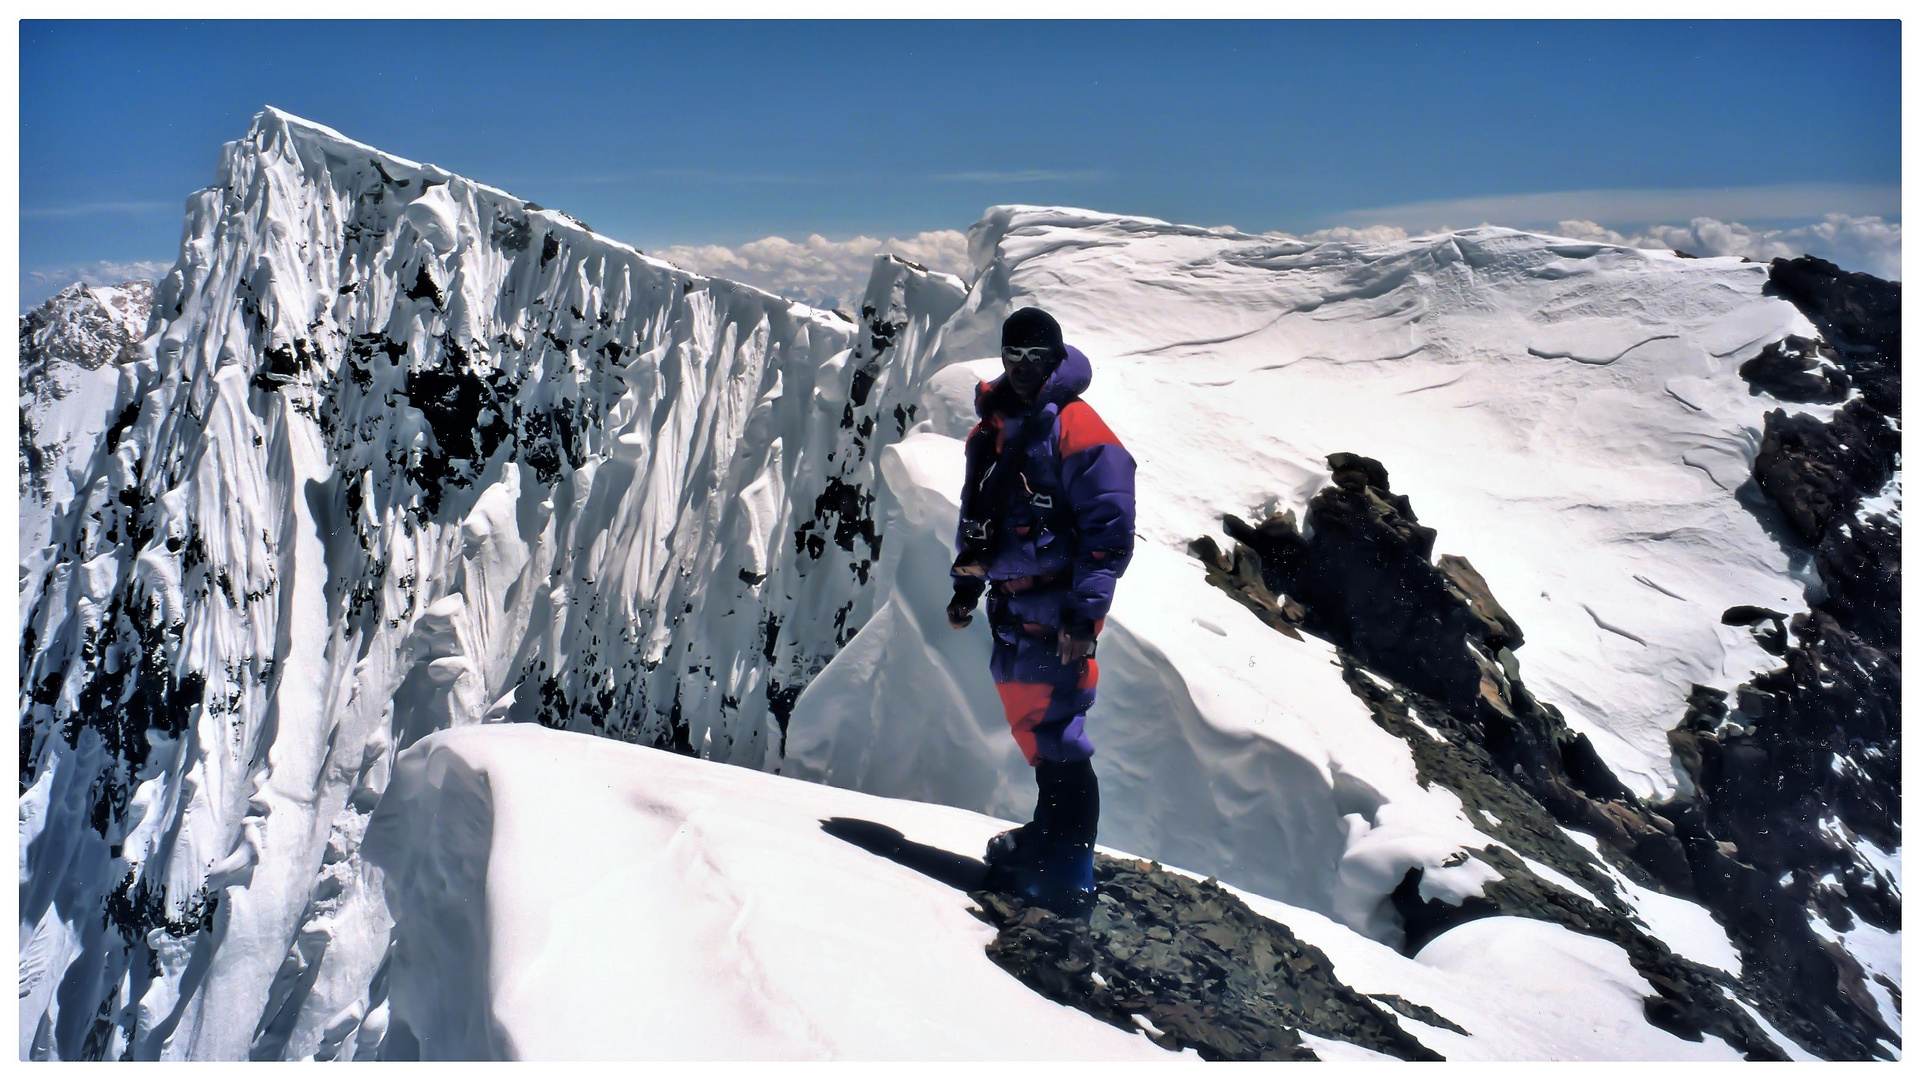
[1001,345,1057,366]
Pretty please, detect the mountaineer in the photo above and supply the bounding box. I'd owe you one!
[946,306,1137,917]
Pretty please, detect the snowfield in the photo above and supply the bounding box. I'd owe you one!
[18,110,1893,1060]
[364,723,1748,1061]
[364,725,1178,1060]
[788,206,1841,934]
[818,206,1824,799]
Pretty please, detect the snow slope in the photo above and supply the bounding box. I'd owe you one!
[787,205,1839,929]
[19,112,1891,1060]
[364,723,1746,1061]
[363,724,1177,1059]
[18,281,152,560]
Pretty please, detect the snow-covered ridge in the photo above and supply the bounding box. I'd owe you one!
[362,724,1754,1062]
[20,111,1895,1060]
[20,107,960,1059]
[790,203,1830,891]
[19,280,154,558]
[782,205,1897,1056]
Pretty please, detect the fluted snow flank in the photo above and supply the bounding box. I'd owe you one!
[19,108,960,1060]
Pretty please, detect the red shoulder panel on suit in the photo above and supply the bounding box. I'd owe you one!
[1057,401,1123,456]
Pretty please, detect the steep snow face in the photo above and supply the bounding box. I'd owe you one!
[786,205,1839,931]
[19,281,153,559]
[18,109,959,1060]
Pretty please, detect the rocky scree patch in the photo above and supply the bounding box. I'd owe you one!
[972,856,1444,1061]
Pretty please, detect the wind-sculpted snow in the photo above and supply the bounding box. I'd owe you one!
[19,116,1895,1060]
[362,725,1180,1059]
[363,724,1747,1061]
[18,108,962,1059]
[785,206,1895,1056]
[916,207,1827,797]
[791,206,1835,901]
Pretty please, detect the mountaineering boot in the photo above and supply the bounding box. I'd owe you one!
[985,822,1043,866]
[982,822,1047,892]
[1018,840,1096,919]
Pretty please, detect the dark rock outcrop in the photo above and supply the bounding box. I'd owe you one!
[1211,453,1518,720]
[1752,400,1898,551]
[1737,335,1850,403]
[1764,256,1899,415]
[1202,457,1671,881]
[1193,437,1899,1059]
[1660,257,1902,1058]
[972,857,1443,1061]
[1343,661,1785,1058]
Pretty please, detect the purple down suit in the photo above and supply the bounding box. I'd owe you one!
[952,345,1137,765]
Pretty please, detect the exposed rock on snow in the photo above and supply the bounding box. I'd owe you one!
[1192,465,1786,1058]
[1202,457,1692,884]
[973,857,1443,1061]
[1754,400,1899,552]
[18,114,1898,1061]
[1763,255,1900,415]
[1184,254,1901,1059]
[1664,255,1902,1057]
[1738,335,1849,404]
[1197,445,1897,1058]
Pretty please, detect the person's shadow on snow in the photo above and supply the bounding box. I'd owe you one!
[818,818,988,892]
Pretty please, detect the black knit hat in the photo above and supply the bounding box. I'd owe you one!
[1001,307,1065,360]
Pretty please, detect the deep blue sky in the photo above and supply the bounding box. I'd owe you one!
[20,20,1901,298]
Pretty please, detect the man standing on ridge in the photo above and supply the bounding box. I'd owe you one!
[946,307,1137,917]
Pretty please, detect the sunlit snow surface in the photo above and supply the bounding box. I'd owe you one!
[366,724,1741,1061]
[19,282,151,559]
[365,725,1176,1059]
[19,112,1894,1060]
[841,206,1823,794]
[788,205,1844,932]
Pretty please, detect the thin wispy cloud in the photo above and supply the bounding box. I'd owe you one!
[22,200,171,219]
[931,169,1106,184]
[1334,183,1901,232]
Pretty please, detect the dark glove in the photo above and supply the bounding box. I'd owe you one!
[947,590,977,630]
[1056,629,1095,665]
[1057,611,1097,663]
